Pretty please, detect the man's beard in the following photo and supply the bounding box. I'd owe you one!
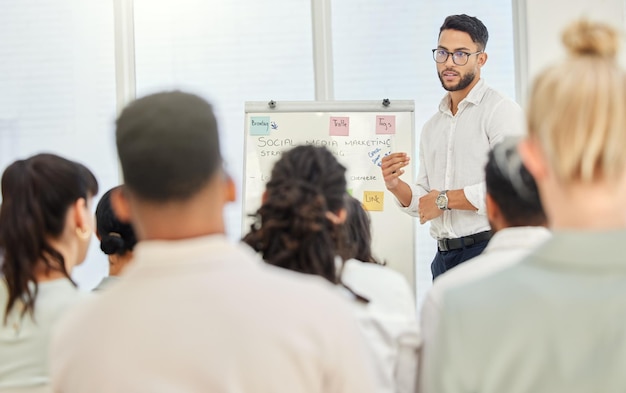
[438,70,476,92]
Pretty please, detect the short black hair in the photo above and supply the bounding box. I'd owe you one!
[440,14,489,51]
[116,91,222,202]
[485,138,546,227]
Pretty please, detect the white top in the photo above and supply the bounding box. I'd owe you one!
[0,278,86,390]
[420,226,552,364]
[50,235,377,393]
[400,79,525,239]
[421,230,626,393]
[340,259,421,393]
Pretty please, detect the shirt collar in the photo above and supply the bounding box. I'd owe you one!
[484,226,552,254]
[526,229,626,272]
[128,234,260,272]
[438,78,487,114]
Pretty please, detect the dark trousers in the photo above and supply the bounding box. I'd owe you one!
[431,239,489,281]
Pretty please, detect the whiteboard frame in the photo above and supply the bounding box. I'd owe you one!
[245,100,415,114]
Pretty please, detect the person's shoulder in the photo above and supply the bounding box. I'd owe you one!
[341,259,415,310]
[435,230,546,294]
[211,241,353,312]
[481,85,520,108]
[432,251,506,297]
[442,252,535,314]
[343,259,406,283]
[49,288,105,361]
[257,262,343,300]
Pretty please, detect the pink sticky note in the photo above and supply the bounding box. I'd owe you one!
[329,117,350,136]
[376,115,396,134]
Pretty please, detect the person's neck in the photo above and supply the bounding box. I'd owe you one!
[34,269,68,282]
[33,241,77,282]
[448,77,480,115]
[547,181,626,230]
[131,187,227,241]
[137,209,226,241]
[108,252,134,276]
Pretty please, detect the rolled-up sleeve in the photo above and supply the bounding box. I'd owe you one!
[395,182,427,217]
[463,181,487,215]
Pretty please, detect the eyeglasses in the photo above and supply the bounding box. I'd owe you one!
[432,49,482,66]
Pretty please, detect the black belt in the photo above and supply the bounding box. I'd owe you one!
[437,230,493,252]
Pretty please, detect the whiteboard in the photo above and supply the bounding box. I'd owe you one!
[242,100,417,293]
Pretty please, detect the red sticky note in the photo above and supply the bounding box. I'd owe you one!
[376,115,396,134]
[329,117,350,136]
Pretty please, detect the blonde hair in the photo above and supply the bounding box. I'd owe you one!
[527,20,626,184]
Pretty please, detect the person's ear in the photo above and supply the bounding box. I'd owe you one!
[261,190,268,204]
[485,193,500,226]
[224,174,236,203]
[478,51,488,67]
[110,186,132,224]
[72,197,91,235]
[518,137,548,182]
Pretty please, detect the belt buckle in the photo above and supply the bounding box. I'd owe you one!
[438,239,449,252]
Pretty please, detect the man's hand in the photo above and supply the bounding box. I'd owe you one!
[418,190,444,224]
[381,153,410,190]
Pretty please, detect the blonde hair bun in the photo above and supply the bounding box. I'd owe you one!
[562,20,619,59]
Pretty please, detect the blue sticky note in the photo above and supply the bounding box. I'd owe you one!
[250,116,270,136]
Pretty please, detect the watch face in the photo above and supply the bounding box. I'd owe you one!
[436,195,445,208]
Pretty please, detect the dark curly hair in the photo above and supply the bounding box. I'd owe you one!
[243,145,347,284]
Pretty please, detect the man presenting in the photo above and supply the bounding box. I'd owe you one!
[382,14,524,279]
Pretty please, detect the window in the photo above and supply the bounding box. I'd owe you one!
[133,0,316,238]
[0,0,118,289]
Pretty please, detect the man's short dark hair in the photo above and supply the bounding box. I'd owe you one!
[485,138,546,227]
[116,91,222,202]
[440,14,489,51]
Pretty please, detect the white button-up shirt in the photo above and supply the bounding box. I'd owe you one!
[401,79,525,239]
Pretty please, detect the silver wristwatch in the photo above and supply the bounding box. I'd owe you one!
[435,190,450,210]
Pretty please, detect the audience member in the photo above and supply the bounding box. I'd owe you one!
[0,153,98,392]
[339,195,384,265]
[340,196,421,393]
[50,92,376,393]
[419,137,550,385]
[94,186,137,290]
[244,146,420,393]
[422,20,626,393]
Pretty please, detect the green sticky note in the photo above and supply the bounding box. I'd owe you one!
[250,116,270,136]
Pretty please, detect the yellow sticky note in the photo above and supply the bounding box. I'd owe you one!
[363,191,384,211]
